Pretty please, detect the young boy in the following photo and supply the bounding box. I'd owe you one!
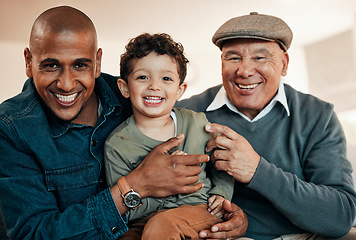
[104,33,234,239]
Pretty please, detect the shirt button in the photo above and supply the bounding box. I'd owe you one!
[91,140,97,146]
[111,226,118,234]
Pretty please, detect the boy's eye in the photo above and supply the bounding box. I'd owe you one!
[162,77,172,81]
[137,76,148,80]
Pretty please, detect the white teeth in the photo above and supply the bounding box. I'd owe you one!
[55,93,78,103]
[144,96,163,103]
[237,83,259,90]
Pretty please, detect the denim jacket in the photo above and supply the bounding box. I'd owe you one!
[0,73,132,239]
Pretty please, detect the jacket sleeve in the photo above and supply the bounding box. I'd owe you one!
[248,109,356,237]
[0,120,128,240]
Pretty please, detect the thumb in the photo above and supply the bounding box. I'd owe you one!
[155,133,184,154]
[222,199,233,212]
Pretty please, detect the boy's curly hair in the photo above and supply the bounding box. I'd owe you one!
[120,33,189,84]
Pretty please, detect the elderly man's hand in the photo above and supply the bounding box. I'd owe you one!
[199,199,248,239]
[126,134,209,199]
[205,123,260,184]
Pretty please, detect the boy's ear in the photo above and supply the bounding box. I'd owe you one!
[117,78,130,98]
[176,82,188,100]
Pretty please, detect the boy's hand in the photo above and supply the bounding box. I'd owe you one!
[199,200,248,239]
[208,195,225,218]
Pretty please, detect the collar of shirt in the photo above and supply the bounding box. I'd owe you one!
[206,79,290,122]
[47,75,121,137]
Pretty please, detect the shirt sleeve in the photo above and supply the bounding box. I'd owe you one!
[208,164,235,201]
[248,109,356,237]
[0,122,128,240]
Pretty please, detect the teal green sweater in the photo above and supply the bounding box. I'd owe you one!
[177,84,356,239]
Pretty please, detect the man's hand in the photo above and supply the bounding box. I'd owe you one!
[205,123,260,184]
[199,200,248,239]
[126,134,209,199]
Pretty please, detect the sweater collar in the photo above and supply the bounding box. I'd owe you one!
[206,79,290,122]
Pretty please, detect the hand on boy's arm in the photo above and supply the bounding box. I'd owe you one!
[126,134,209,199]
[200,199,248,239]
[208,195,225,218]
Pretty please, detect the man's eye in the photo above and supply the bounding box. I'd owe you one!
[42,64,59,71]
[255,56,266,60]
[74,63,88,69]
[225,56,241,61]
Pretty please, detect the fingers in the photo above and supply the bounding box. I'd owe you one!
[199,201,248,239]
[154,133,185,154]
[181,182,205,195]
[129,135,209,199]
[208,195,217,206]
[221,199,233,213]
[171,150,187,155]
[205,123,240,140]
[208,195,225,216]
[205,124,242,153]
[171,154,209,167]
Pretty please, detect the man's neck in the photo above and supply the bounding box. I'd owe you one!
[72,91,98,127]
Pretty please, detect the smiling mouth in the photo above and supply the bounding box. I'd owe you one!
[144,96,163,104]
[54,92,80,105]
[236,83,259,90]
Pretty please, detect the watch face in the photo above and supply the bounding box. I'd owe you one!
[124,192,141,208]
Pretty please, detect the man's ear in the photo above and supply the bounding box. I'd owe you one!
[95,48,103,78]
[117,78,130,98]
[281,51,289,76]
[24,48,33,78]
[176,82,188,100]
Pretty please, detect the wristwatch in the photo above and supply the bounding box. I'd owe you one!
[117,176,142,209]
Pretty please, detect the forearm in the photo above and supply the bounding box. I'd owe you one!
[249,157,356,237]
[0,140,127,239]
[0,178,127,239]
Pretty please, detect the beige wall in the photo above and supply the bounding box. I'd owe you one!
[0,1,355,181]
[306,30,356,113]
[305,29,356,182]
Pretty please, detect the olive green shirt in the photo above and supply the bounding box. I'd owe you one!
[104,108,233,221]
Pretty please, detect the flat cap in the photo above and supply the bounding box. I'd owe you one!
[212,12,293,51]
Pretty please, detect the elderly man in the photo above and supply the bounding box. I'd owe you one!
[0,6,247,239]
[177,12,356,239]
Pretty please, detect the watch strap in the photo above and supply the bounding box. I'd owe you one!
[117,176,131,196]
